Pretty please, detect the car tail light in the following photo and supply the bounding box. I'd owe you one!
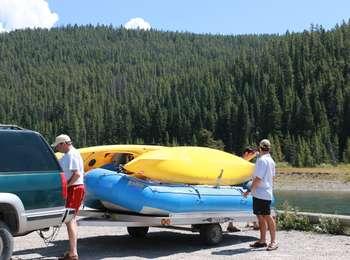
[60,172,67,199]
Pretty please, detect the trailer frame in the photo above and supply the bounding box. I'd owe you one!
[77,209,259,245]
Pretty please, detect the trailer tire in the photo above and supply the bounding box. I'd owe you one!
[199,223,223,245]
[127,226,149,238]
[0,221,13,260]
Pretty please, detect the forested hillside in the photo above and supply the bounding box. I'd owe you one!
[0,22,349,166]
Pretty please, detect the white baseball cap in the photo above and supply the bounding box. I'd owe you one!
[259,139,271,149]
[51,134,71,147]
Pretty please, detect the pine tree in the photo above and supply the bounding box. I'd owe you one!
[236,97,250,153]
[197,129,224,150]
[343,138,350,163]
[268,134,284,162]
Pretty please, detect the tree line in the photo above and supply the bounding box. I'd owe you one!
[0,21,349,166]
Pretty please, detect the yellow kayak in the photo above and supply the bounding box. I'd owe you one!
[124,146,255,185]
[56,145,164,172]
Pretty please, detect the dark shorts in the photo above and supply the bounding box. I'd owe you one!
[66,184,85,215]
[253,197,271,215]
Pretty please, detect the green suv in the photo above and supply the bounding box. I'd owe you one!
[0,125,74,259]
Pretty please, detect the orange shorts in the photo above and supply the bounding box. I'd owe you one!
[66,184,85,215]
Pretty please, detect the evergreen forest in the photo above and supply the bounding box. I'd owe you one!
[0,21,349,166]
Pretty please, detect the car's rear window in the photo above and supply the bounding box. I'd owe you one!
[0,131,60,172]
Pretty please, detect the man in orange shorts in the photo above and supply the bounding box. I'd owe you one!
[52,134,85,260]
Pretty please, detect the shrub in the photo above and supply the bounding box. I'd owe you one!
[277,202,313,231]
[277,202,345,235]
[315,217,345,235]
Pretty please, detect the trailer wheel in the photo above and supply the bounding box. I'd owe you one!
[127,226,149,238]
[0,221,13,260]
[199,223,223,245]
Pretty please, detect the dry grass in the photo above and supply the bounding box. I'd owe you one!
[277,164,350,175]
[274,164,350,190]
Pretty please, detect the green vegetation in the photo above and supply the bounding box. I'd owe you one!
[277,202,345,235]
[316,217,345,235]
[277,203,313,231]
[0,21,349,166]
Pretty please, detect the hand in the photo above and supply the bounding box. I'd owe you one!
[243,191,250,198]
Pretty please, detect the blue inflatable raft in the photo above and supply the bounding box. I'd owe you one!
[84,168,253,216]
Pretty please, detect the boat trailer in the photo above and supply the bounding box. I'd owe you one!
[77,209,258,245]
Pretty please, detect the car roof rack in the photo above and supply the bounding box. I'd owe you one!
[0,124,24,130]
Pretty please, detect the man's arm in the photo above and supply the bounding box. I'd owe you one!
[243,176,262,197]
[67,169,81,186]
[243,158,265,197]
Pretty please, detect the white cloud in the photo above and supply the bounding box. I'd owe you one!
[124,17,151,30]
[0,0,58,33]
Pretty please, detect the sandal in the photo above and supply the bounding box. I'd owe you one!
[266,242,279,251]
[249,241,267,248]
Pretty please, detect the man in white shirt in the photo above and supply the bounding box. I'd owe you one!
[52,134,84,260]
[227,147,257,232]
[244,139,278,251]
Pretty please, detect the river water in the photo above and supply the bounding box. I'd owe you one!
[274,190,350,216]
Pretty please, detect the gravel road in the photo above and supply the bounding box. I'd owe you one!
[12,223,350,260]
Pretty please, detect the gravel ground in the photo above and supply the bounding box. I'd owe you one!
[12,223,350,260]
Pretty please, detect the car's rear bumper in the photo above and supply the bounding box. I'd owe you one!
[18,207,75,235]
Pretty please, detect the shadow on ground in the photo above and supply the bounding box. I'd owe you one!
[13,231,257,259]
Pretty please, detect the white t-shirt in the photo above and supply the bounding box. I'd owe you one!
[59,146,84,186]
[251,153,275,201]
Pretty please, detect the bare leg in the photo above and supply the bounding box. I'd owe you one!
[256,215,267,243]
[66,217,78,256]
[264,215,277,244]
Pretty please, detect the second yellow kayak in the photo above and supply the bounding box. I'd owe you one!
[124,146,255,185]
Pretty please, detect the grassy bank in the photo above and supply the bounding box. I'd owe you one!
[274,164,350,191]
[277,163,350,175]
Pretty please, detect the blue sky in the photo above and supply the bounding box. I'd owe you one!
[47,0,349,34]
[0,0,349,34]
